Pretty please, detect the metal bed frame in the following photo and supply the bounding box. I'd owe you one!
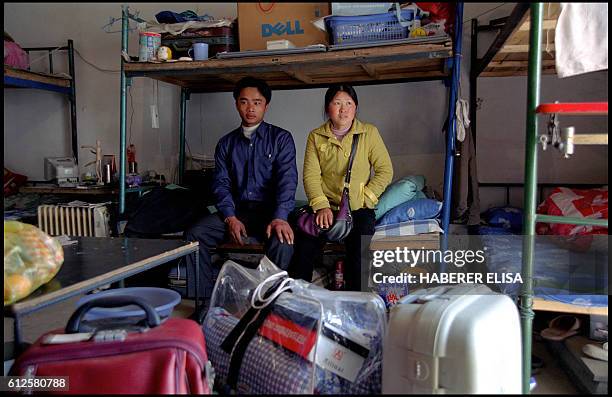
[117,4,465,244]
[4,40,78,164]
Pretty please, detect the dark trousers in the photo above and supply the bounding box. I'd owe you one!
[288,208,375,291]
[184,203,294,299]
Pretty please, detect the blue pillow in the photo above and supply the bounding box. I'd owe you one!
[374,175,426,220]
[376,198,443,226]
[482,207,523,233]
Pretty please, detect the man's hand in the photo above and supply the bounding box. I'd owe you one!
[315,208,334,229]
[225,216,248,245]
[266,219,294,244]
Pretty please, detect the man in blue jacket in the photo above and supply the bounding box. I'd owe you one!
[184,77,297,312]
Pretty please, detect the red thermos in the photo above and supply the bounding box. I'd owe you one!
[127,144,136,163]
[334,259,345,290]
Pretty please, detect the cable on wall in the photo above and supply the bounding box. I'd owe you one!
[128,85,134,144]
[74,48,120,73]
[200,97,205,154]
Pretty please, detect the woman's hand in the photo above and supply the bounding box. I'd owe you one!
[315,208,334,229]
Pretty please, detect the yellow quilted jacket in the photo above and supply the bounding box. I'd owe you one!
[303,119,393,212]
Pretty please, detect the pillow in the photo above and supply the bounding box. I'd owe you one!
[374,175,426,220]
[4,40,29,70]
[376,198,442,226]
[482,207,523,233]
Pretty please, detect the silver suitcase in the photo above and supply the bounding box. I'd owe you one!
[383,284,522,394]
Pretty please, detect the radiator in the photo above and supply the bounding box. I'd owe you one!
[37,204,110,237]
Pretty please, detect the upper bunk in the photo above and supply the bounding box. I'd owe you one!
[4,41,76,95]
[122,38,453,93]
[474,3,560,77]
[4,67,72,94]
[4,39,78,162]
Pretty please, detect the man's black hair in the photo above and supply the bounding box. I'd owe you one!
[233,76,272,104]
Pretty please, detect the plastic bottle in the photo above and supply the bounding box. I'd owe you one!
[127,144,137,174]
[127,144,136,163]
[334,259,345,290]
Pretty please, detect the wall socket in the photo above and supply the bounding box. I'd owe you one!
[151,104,159,129]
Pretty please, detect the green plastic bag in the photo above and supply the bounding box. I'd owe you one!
[4,221,64,305]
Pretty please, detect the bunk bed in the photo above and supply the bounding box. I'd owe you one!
[118,4,466,244]
[472,3,608,392]
[3,40,78,163]
[472,4,608,315]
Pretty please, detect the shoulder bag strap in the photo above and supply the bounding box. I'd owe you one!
[220,276,286,354]
[344,134,360,186]
[226,288,292,390]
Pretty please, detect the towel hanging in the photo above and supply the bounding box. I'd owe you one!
[455,98,470,142]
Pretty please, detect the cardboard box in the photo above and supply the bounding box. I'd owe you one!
[237,3,330,51]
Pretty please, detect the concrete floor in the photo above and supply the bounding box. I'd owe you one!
[4,296,579,394]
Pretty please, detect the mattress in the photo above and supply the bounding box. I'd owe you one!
[372,219,443,239]
[480,234,608,307]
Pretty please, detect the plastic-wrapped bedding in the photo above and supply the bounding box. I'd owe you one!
[206,306,313,394]
[203,257,386,394]
[481,234,608,307]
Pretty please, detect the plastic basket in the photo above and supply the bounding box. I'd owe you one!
[325,9,415,45]
[76,287,181,321]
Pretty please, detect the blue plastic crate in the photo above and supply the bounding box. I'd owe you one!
[326,9,415,45]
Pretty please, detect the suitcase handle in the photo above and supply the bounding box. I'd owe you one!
[65,295,161,333]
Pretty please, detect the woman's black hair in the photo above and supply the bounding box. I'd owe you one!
[324,84,359,111]
[233,76,272,104]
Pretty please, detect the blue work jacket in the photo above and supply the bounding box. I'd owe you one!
[212,121,298,220]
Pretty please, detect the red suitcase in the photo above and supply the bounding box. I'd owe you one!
[10,296,211,394]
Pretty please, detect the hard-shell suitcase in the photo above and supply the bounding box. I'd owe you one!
[383,284,522,394]
[10,296,212,394]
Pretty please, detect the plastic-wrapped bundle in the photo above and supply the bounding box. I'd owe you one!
[4,221,64,304]
[203,257,386,394]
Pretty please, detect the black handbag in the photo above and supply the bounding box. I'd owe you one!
[296,134,360,242]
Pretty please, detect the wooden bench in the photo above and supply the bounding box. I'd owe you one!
[213,241,345,254]
[213,234,440,292]
[214,233,440,254]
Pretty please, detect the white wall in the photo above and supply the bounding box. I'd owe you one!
[187,82,449,201]
[4,3,608,209]
[477,72,609,210]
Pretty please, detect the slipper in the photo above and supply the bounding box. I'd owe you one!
[540,315,580,341]
[582,342,608,362]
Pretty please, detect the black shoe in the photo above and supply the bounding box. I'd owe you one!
[531,354,544,375]
[467,224,480,235]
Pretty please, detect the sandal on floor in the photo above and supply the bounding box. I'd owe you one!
[582,342,608,362]
[540,315,581,341]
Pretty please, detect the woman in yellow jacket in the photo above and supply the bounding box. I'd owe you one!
[289,84,393,291]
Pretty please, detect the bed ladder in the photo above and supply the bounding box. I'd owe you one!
[521,4,608,394]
